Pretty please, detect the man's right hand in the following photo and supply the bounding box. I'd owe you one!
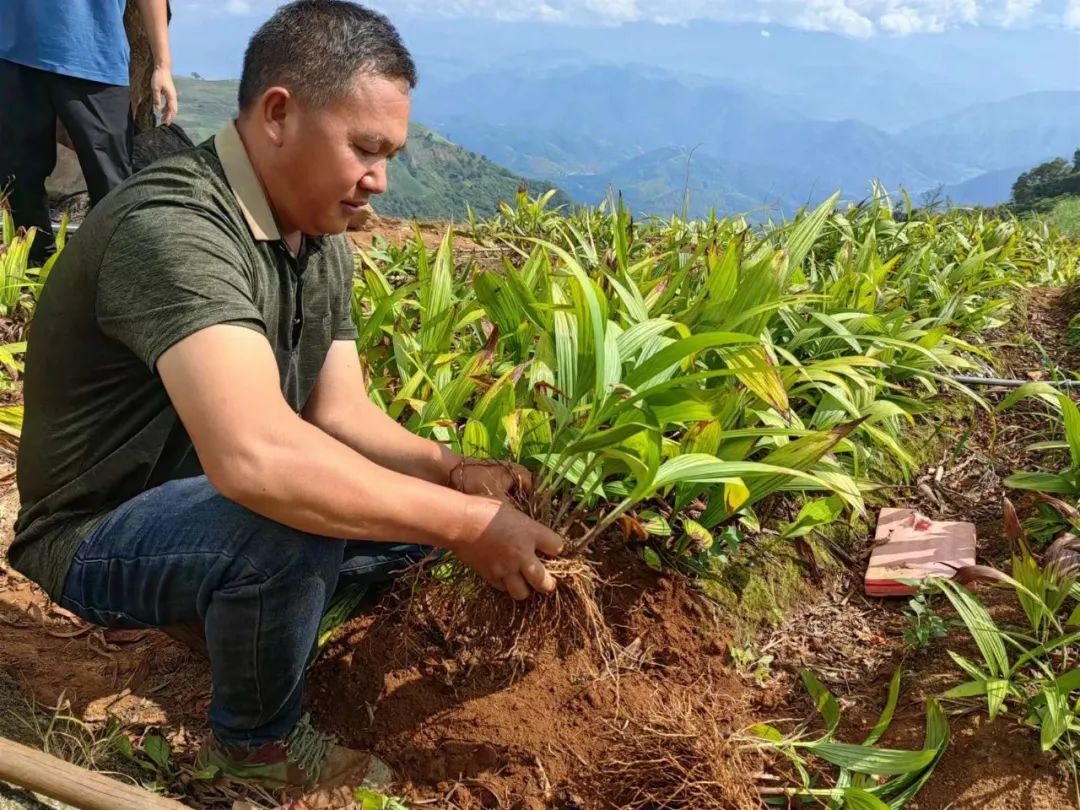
[452,497,565,600]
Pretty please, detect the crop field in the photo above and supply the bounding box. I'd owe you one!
[3,190,1080,809]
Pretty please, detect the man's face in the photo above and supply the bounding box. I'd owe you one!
[271,73,410,237]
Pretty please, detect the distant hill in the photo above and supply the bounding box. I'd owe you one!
[937,166,1031,207]
[172,77,571,220]
[899,92,1080,178]
[413,64,982,218]
[373,125,573,220]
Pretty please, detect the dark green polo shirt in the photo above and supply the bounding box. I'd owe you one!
[9,122,358,599]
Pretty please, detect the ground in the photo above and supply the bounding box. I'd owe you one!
[2,281,1080,808]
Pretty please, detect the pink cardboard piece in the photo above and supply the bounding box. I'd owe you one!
[864,508,977,597]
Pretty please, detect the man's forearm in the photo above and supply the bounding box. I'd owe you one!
[305,395,464,486]
[215,411,485,548]
[135,0,172,68]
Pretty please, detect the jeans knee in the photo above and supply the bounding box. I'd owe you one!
[239,518,344,582]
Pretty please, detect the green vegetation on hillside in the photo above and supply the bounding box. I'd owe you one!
[1011,149,1080,213]
[173,77,240,144]
[173,77,571,221]
[375,125,573,220]
[1053,197,1080,239]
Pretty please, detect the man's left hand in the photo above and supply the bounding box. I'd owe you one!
[151,67,179,125]
[451,459,534,503]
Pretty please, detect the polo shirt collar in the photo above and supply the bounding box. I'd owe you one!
[215,121,281,242]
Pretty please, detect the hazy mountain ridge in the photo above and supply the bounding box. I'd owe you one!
[173,77,572,220]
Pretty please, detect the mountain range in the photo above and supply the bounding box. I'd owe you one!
[173,78,572,221]
[413,65,1080,217]
[167,15,1080,219]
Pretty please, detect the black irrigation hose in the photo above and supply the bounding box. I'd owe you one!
[950,375,1080,389]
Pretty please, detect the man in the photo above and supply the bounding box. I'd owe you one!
[0,0,178,264]
[8,0,563,794]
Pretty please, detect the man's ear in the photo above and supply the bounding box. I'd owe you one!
[259,86,292,147]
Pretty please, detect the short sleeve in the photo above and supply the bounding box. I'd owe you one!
[330,238,359,342]
[96,202,267,371]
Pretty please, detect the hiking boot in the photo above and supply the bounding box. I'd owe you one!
[196,713,393,793]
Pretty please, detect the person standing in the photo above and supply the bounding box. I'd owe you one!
[0,0,178,264]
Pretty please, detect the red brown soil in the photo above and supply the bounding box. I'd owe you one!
[307,548,757,809]
[346,215,484,251]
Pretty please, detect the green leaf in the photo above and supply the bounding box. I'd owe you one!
[723,344,789,416]
[189,764,220,781]
[642,546,663,572]
[802,670,841,734]
[463,419,491,459]
[781,496,844,539]
[682,518,713,550]
[797,741,936,775]
[1005,472,1080,495]
[1060,394,1080,469]
[1040,686,1070,752]
[560,421,649,457]
[863,668,902,746]
[929,577,1009,678]
[142,734,171,770]
[942,680,989,699]
[842,788,891,810]
[784,193,841,279]
[623,331,758,390]
[986,678,1009,720]
[113,735,135,761]
[749,723,784,742]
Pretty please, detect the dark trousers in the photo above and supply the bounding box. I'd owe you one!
[0,59,133,263]
[59,475,427,748]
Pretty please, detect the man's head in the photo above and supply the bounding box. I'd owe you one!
[236,1,416,238]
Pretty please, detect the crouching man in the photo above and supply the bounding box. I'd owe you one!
[8,0,563,794]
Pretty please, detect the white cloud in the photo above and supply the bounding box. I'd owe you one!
[795,1,875,37]
[1002,0,1042,24]
[176,0,1076,35]
[879,7,939,34]
[585,0,641,21]
[760,28,772,37]
[1066,0,1080,27]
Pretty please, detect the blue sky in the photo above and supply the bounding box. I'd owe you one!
[178,0,1080,35]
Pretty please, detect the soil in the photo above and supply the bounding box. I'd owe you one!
[308,550,755,809]
[1,284,1078,809]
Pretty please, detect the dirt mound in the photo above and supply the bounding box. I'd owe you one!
[307,543,758,809]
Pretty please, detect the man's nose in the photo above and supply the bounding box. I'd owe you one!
[361,161,388,195]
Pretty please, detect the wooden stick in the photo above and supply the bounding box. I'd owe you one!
[0,737,186,810]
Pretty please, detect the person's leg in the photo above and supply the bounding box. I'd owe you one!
[0,60,58,264]
[60,475,346,748]
[50,74,133,207]
[337,540,429,590]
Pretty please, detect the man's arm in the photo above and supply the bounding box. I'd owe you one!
[134,0,178,125]
[157,326,562,598]
[302,341,462,486]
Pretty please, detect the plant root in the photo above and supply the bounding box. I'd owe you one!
[405,554,619,680]
[593,684,759,810]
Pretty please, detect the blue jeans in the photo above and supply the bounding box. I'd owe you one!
[59,475,426,748]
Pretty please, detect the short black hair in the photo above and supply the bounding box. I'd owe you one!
[238,0,417,111]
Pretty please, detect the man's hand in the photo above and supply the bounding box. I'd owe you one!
[453,497,564,600]
[451,459,534,502]
[151,67,179,125]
